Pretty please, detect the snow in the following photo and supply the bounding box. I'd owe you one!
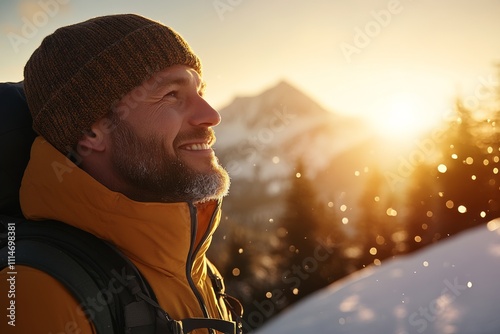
[254,219,500,334]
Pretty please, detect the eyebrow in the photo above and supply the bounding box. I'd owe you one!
[156,76,206,95]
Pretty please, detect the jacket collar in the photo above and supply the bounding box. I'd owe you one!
[20,137,221,279]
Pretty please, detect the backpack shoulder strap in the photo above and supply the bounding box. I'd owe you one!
[13,235,116,333]
[0,216,161,334]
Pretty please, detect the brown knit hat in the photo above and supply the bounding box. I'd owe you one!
[24,14,201,154]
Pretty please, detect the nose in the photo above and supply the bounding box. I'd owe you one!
[190,95,221,127]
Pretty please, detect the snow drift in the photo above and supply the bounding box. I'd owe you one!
[255,219,500,334]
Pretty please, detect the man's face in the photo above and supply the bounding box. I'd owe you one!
[109,65,230,203]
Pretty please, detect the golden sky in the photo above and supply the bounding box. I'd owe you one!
[1,0,499,137]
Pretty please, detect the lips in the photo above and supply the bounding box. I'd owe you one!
[179,135,216,151]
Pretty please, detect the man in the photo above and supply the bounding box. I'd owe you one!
[0,14,234,333]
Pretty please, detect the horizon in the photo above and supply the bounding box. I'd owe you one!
[1,0,499,140]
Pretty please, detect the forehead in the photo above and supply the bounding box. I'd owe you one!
[149,65,203,90]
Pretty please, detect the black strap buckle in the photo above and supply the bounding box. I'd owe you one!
[169,320,185,334]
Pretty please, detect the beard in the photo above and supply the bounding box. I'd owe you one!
[109,120,230,203]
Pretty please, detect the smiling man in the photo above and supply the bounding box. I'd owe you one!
[1,14,236,334]
[81,65,229,204]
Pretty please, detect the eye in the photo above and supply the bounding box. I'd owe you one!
[164,91,178,99]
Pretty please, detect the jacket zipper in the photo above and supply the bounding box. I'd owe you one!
[186,201,221,334]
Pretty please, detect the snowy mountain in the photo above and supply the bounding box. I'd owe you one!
[214,80,369,181]
[212,80,372,230]
[254,220,500,334]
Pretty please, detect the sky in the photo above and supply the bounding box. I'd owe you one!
[1,0,499,138]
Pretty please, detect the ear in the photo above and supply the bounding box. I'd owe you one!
[77,122,108,153]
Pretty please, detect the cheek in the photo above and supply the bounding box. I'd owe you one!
[127,105,184,151]
[154,121,182,155]
[153,113,184,145]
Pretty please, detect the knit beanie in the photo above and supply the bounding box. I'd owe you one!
[23,14,201,155]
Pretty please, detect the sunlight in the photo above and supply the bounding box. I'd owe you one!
[368,92,438,140]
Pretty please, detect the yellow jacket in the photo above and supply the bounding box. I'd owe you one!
[0,137,232,333]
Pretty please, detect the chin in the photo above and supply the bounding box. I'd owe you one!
[192,168,231,204]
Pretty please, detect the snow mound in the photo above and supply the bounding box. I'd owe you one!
[255,220,500,334]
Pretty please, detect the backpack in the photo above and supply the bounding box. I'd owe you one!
[0,82,242,334]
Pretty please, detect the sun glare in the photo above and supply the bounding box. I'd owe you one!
[369,92,438,140]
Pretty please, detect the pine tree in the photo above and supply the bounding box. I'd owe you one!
[404,163,441,252]
[275,160,348,306]
[433,100,500,238]
[354,167,403,268]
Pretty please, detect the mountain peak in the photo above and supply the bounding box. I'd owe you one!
[270,79,301,93]
[259,79,321,108]
[219,80,330,124]
[214,78,368,182]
